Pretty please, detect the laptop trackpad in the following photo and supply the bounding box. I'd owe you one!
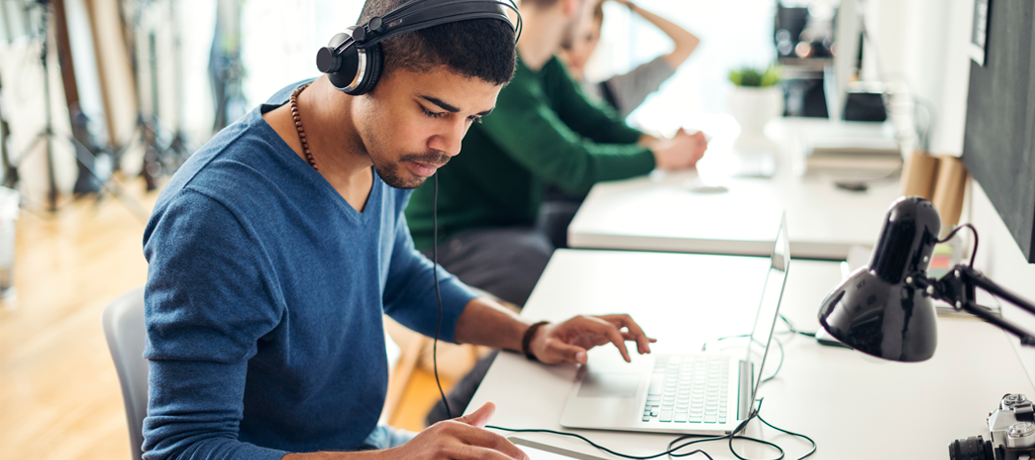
[577,372,639,398]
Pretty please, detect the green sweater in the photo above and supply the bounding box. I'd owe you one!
[406,56,656,250]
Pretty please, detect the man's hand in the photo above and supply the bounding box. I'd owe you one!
[528,314,656,365]
[649,128,708,170]
[381,402,528,460]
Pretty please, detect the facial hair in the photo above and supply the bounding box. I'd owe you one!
[353,95,451,189]
[373,151,451,190]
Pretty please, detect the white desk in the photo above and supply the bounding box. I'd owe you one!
[568,117,903,259]
[470,250,1034,459]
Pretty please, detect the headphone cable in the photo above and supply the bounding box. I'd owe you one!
[432,171,453,420]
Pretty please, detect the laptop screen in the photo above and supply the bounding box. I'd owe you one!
[744,214,791,405]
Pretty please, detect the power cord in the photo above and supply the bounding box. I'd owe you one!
[778,315,816,338]
[938,223,978,268]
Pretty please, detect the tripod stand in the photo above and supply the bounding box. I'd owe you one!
[16,0,148,220]
[113,0,191,191]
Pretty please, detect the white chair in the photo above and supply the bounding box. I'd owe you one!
[101,286,147,460]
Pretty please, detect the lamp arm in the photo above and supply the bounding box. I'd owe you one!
[931,265,1035,347]
[959,300,1035,346]
[958,265,1035,317]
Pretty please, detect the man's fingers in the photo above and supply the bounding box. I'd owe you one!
[581,318,631,362]
[449,423,528,460]
[548,340,588,364]
[457,401,495,428]
[447,443,528,460]
[607,327,632,362]
[602,314,653,355]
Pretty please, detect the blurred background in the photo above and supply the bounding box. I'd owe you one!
[0,0,995,458]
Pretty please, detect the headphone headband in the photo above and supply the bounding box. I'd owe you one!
[355,0,518,46]
[317,0,521,95]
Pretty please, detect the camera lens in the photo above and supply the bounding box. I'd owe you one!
[948,436,993,460]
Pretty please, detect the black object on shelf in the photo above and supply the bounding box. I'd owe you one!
[818,196,1035,363]
[843,90,887,122]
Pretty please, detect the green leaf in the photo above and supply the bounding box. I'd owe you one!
[729,64,781,87]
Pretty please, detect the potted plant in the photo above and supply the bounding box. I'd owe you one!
[728,65,783,157]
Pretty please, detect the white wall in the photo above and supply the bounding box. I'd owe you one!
[869,0,1035,382]
[587,0,777,134]
[865,0,973,156]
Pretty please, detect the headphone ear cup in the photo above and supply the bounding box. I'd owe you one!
[346,42,383,96]
[325,30,361,91]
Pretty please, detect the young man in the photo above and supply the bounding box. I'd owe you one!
[141,0,654,459]
[405,0,709,309]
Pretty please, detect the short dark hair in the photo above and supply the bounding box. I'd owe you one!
[357,0,517,86]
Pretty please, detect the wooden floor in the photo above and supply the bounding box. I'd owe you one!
[0,177,454,459]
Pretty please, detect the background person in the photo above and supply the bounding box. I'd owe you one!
[559,0,700,119]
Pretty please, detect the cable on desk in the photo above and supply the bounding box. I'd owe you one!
[756,413,817,460]
[489,417,776,460]
[761,337,784,384]
[779,315,816,338]
[669,399,816,460]
[488,398,817,460]
[703,335,785,384]
[488,425,716,460]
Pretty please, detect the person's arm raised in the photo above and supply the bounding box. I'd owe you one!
[615,0,699,69]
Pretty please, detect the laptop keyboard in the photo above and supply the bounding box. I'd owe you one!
[642,354,730,424]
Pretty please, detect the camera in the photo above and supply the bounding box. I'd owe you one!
[949,394,1035,460]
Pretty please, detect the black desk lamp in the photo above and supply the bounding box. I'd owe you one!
[818,196,1035,362]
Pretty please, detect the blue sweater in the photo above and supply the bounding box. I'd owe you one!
[141,83,476,459]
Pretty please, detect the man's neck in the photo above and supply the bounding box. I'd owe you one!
[264,77,374,211]
[515,5,567,71]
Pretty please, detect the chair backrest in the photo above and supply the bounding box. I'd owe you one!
[101,285,147,460]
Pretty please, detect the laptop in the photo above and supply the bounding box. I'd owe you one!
[559,214,790,435]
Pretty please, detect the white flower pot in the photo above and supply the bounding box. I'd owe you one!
[729,86,784,155]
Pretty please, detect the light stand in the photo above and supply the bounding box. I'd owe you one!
[114,0,190,191]
[161,0,191,173]
[15,0,148,220]
[0,65,20,190]
[0,3,16,188]
[22,0,60,211]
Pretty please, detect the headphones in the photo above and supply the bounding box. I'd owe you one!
[315,0,522,95]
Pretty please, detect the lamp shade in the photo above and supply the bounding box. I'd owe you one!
[818,197,943,362]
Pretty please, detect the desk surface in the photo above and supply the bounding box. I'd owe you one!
[567,117,903,259]
[470,250,1034,459]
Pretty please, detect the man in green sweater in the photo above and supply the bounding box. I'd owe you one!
[406,0,707,308]
[407,0,707,425]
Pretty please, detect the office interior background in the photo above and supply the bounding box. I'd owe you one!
[1,0,1033,458]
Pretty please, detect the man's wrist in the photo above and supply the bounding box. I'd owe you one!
[521,321,550,361]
